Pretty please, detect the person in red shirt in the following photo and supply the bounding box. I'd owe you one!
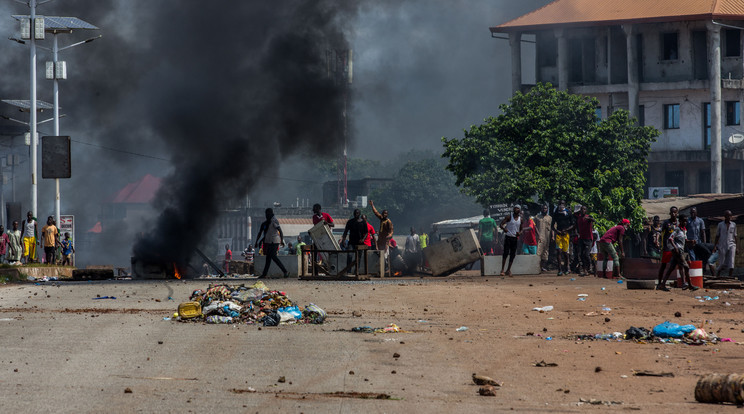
[312,204,334,227]
[575,205,595,276]
[598,219,629,278]
[224,243,232,274]
[520,208,539,255]
[362,214,377,248]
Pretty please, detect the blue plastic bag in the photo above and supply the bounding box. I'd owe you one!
[277,306,302,319]
[652,321,696,338]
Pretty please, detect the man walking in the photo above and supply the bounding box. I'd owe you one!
[713,210,738,278]
[598,219,629,279]
[551,200,574,275]
[255,208,289,278]
[534,205,553,272]
[575,205,595,276]
[478,209,497,256]
[499,205,522,276]
[659,215,697,291]
[686,207,706,260]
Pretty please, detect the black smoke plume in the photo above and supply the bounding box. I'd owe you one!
[125,1,356,267]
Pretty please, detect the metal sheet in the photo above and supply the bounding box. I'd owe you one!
[424,229,482,277]
[13,15,98,30]
[2,99,54,110]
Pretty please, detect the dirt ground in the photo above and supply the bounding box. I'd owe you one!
[1,271,743,413]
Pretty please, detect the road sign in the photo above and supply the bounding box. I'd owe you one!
[59,215,74,241]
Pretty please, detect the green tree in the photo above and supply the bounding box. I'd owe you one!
[442,83,659,231]
[364,158,480,231]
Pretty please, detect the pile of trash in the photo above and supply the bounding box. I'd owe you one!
[574,321,733,345]
[173,281,326,326]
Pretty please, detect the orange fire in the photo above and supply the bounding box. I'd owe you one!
[173,263,182,279]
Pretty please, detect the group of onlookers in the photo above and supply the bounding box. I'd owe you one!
[0,211,74,266]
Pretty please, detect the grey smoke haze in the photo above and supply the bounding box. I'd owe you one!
[0,0,549,266]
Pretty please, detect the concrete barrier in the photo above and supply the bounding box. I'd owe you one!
[253,255,301,278]
[481,255,540,276]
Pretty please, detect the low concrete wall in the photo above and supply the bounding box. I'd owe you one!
[21,266,75,279]
[481,255,540,276]
[253,255,300,278]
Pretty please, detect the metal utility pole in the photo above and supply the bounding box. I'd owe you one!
[326,49,352,207]
[30,0,38,221]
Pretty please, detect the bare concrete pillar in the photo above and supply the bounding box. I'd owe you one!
[509,32,522,95]
[557,30,568,91]
[623,25,639,121]
[708,22,722,193]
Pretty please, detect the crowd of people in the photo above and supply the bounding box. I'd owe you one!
[477,202,739,284]
[0,211,75,266]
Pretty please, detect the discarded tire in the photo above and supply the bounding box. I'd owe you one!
[625,279,656,290]
[695,373,744,404]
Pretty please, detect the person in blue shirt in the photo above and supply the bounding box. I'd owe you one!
[60,232,75,266]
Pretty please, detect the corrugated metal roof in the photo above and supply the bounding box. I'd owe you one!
[492,0,744,32]
[641,193,743,219]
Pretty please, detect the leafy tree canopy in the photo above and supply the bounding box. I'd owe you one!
[442,83,659,232]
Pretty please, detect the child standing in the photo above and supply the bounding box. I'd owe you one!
[60,232,75,266]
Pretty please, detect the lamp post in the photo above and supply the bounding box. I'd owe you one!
[11,10,99,226]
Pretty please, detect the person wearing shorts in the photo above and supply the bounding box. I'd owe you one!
[598,219,629,278]
[520,208,538,255]
[478,209,497,256]
[499,206,522,276]
[552,200,574,275]
[659,215,697,291]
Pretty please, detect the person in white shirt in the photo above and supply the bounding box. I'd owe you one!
[499,206,522,276]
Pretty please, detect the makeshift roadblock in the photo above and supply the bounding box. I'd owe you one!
[173,282,326,325]
[481,255,540,276]
[424,229,482,276]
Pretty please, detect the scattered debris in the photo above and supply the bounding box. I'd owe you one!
[633,371,674,378]
[532,306,553,312]
[472,373,502,386]
[278,376,286,383]
[533,360,558,367]
[124,388,133,394]
[456,326,469,332]
[350,324,405,333]
[172,282,326,326]
[478,385,497,396]
[578,398,622,406]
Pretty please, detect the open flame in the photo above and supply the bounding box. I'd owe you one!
[173,263,182,280]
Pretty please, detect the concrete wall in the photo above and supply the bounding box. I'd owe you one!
[481,255,540,276]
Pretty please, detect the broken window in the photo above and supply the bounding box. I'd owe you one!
[663,104,680,129]
[726,101,740,125]
[725,29,741,57]
[661,32,678,60]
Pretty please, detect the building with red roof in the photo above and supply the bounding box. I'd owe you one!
[491,0,744,196]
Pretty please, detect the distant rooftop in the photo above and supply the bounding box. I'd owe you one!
[492,0,744,33]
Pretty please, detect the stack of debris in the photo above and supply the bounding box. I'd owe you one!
[174,281,326,326]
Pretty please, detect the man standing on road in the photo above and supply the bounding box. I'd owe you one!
[551,200,574,276]
[369,200,393,252]
[520,207,539,255]
[713,210,738,278]
[404,227,420,273]
[255,208,289,278]
[478,209,497,256]
[41,216,60,265]
[312,203,334,228]
[575,205,595,276]
[361,214,377,249]
[20,211,38,264]
[499,205,522,276]
[657,206,679,285]
[341,209,368,250]
[598,219,629,279]
[686,207,706,260]
[534,204,553,272]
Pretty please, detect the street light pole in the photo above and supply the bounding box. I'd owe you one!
[52,32,60,227]
[30,0,38,221]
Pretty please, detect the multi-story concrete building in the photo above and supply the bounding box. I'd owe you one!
[491,0,744,195]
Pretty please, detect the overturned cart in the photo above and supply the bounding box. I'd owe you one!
[301,222,385,280]
[423,229,483,276]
